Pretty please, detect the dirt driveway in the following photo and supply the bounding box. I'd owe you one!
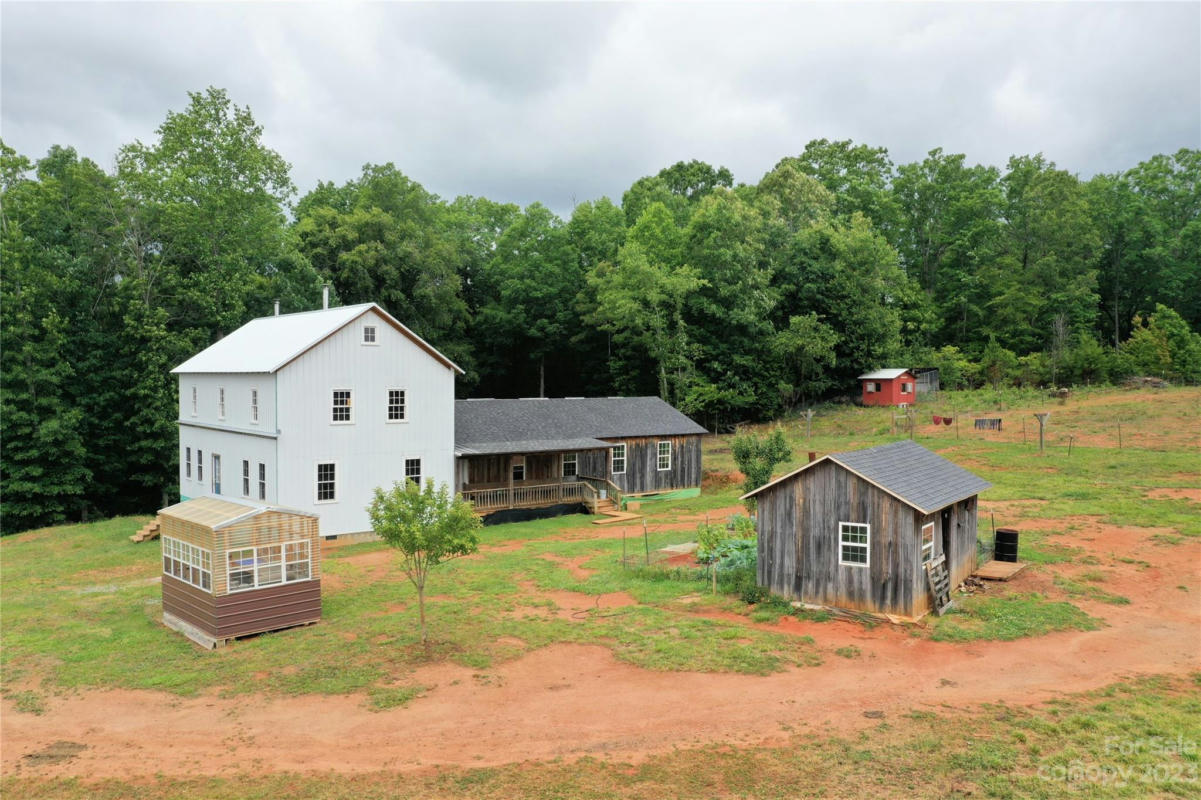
[5,519,1199,780]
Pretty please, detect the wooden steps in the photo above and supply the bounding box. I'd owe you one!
[130,518,161,543]
[591,500,641,525]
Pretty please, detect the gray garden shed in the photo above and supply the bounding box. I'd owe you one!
[743,440,991,618]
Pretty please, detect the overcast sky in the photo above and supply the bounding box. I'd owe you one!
[3,2,1198,215]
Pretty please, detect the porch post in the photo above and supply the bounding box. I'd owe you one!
[508,454,515,508]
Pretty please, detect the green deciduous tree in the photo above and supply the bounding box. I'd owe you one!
[366,480,482,647]
[731,430,791,511]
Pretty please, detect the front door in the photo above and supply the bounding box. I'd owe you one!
[212,453,222,495]
[940,507,952,567]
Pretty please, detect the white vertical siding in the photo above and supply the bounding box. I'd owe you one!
[275,309,457,535]
[177,427,278,505]
[176,373,276,432]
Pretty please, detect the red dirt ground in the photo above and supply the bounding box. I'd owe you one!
[5,519,1200,781]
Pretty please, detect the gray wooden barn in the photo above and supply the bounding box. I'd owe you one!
[743,440,991,618]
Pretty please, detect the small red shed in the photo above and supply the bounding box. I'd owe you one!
[858,368,916,407]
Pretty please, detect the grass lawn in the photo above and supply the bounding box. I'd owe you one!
[3,385,1198,798]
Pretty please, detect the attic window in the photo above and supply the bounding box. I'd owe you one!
[362,324,378,345]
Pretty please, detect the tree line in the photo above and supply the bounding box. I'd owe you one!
[3,87,1199,533]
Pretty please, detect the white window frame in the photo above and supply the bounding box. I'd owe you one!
[865,382,876,393]
[511,455,525,482]
[250,388,260,424]
[362,323,378,345]
[191,385,198,416]
[185,447,192,479]
[386,388,407,423]
[257,462,267,501]
[611,443,626,475]
[901,382,912,394]
[839,522,870,568]
[330,388,354,425]
[405,457,422,486]
[242,459,251,497]
[197,450,204,483]
[657,440,672,471]
[217,386,226,420]
[226,539,312,593]
[562,452,578,478]
[921,521,935,565]
[315,461,338,504]
[162,536,212,591]
[212,453,222,495]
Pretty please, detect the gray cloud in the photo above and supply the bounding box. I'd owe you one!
[2,2,1197,216]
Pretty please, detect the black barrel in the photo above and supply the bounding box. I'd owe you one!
[995,528,1019,562]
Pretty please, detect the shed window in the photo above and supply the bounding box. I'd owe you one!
[611,444,626,475]
[387,389,406,422]
[921,522,935,565]
[218,387,226,419]
[226,540,311,593]
[901,382,912,394]
[316,462,337,502]
[839,522,870,567]
[242,460,251,497]
[405,458,422,486]
[250,389,259,423]
[331,389,353,423]
[511,456,525,482]
[286,541,311,582]
[362,324,377,344]
[162,536,211,591]
[657,441,672,471]
[865,382,876,393]
[258,462,267,500]
[562,452,577,477]
[185,447,192,479]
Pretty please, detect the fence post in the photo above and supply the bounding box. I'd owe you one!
[1118,423,1122,450]
[1067,435,1074,457]
[622,527,627,568]
[1034,413,1050,454]
[643,520,650,566]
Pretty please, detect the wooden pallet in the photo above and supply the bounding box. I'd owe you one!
[925,555,953,616]
[593,509,641,526]
[974,560,1028,581]
[130,518,161,543]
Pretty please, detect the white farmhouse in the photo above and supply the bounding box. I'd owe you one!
[172,302,462,537]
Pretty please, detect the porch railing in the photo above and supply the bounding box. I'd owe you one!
[578,475,624,511]
[460,480,597,513]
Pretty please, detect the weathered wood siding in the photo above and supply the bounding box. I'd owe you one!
[604,435,702,495]
[163,575,321,639]
[464,450,605,487]
[757,461,983,617]
[757,461,917,616]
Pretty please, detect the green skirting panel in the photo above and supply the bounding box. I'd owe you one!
[627,487,700,507]
[180,495,192,502]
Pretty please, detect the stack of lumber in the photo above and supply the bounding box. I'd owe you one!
[130,517,161,543]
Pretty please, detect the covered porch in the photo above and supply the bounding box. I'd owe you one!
[454,444,619,514]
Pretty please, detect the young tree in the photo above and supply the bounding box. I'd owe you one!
[731,430,792,511]
[366,480,482,648]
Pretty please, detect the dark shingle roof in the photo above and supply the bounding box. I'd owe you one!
[743,440,991,513]
[455,397,707,455]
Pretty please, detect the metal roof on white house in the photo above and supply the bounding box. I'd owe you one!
[857,368,912,380]
[171,303,463,375]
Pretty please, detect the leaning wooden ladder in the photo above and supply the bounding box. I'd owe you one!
[925,554,953,616]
